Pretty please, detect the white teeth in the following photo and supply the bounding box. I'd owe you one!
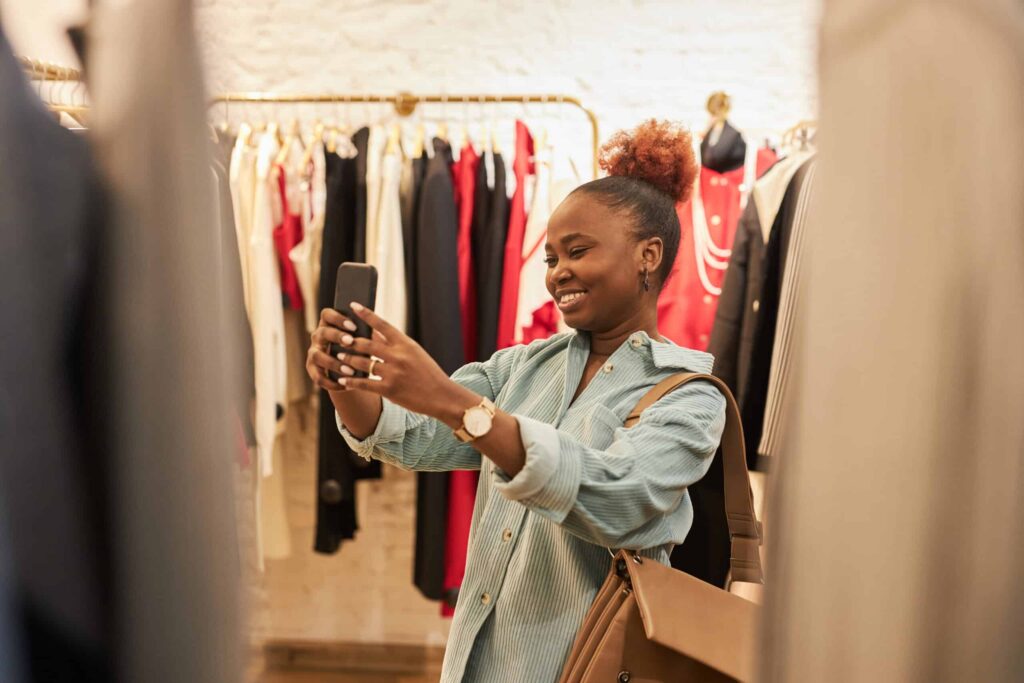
[559,292,584,304]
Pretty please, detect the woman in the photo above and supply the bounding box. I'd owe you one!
[306,120,726,682]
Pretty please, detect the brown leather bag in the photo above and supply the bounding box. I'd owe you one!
[557,373,764,683]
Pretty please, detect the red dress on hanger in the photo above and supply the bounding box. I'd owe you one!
[658,148,776,350]
[496,121,534,350]
[442,142,482,617]
[273,164,305,310]
[453,143,480,362]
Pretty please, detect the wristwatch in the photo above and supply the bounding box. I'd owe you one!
[454,397,497,443]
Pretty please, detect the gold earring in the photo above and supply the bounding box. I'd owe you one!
[642,267,650,292]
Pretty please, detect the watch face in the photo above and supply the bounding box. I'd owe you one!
[464,406,493,437]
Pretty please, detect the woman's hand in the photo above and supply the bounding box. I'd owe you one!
[306,307,359,392]
[335,302,469,421]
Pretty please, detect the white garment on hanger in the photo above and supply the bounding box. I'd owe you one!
[752,149,815,243]
[250,131,287,477]
[370,151,408,331]
[229,128,257,317]
[289,140,327,334]
[363,125,387,267]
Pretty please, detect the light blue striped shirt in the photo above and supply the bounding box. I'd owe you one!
[339,330,726,682]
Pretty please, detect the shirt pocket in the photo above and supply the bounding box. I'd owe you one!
[583,403,624,450]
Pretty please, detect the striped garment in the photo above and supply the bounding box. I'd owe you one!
[339,330,726,682]
[758,158,817,458]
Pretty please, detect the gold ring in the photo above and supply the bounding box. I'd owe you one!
[368,358,380,376]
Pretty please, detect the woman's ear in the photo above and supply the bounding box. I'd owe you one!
[641,237,664,276]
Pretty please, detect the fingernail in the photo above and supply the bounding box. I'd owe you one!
[342,320,357,332]
[336,353,346,361]
[340,365,354,376]
[341,334,353,345]
[339,377,348,386]
[350,301,364,312]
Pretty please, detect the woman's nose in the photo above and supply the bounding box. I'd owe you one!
[551,263,572,283]
[549,268,570,288]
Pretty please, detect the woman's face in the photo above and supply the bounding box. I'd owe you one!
[544,192,659,333]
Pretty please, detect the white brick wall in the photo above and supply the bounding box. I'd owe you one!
[197,0,821,177]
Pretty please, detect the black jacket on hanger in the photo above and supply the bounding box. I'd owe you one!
[411,138,465,600]
[739,158,816,468]
[314,150,378,554]
[707,195,768,409]
[351,127,370,263]
[400,152,428,339]
[701,120,747,174]
[473,151,509,361]
[345,130,381,482]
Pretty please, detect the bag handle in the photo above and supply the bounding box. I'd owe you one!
[625,373,764,584]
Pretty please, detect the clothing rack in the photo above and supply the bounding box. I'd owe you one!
[18,56,82,82]
[18,55,88,126]
[209,91,600,177]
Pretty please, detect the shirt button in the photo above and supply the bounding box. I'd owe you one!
[710,215,722,226]
[630,337,643,348]
[502,528,512,542]
[752,300,760,312]
[703,294,713,304]
[481,592,492,605]
[602,364,614,374]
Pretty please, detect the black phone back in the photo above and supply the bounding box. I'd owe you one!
[330,263,378,380]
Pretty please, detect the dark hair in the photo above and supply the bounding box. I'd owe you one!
[571,119,698,288]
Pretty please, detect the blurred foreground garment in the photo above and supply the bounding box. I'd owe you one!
[762,1,1024,681]
[87,0,243,681]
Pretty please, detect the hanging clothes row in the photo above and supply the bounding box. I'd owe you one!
[668,118,816,588]
[221,112,582,614]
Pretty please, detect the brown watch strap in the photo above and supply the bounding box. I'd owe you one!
[625,372,763,583]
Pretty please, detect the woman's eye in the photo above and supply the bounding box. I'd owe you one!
[544,256,558,267]
[569,248,588,259]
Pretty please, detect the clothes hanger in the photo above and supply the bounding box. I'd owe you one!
[218,95,232,136]
[459,97,470,150]
[384,121,400,156]
[237,121,253,149]
[300,120,325,169]
[490,100,501,156]
[436,94,449,142]
[274,116,300,167]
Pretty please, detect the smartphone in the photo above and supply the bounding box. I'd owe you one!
[329,262,378,381]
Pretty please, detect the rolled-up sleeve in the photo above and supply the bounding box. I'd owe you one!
[337,398,420,460]
[492,382,726,549]
[334,344,525,472]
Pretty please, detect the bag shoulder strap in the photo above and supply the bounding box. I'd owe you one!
[625,372,764,584]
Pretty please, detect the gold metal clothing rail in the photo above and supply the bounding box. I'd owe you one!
[208,91,601,177]
[18,56,82,82]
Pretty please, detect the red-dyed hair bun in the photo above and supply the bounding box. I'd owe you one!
[599,119,698,204]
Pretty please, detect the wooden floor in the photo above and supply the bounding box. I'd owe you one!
[247,641,443,683]
[253,668,436,683]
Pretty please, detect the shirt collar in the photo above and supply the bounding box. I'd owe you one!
[571,330,715,373]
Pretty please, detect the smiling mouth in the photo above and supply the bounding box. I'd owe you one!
[556,291,587,312]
